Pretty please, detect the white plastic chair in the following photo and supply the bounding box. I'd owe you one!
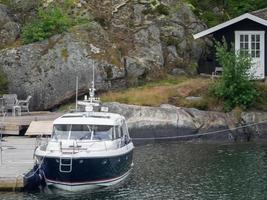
[18,95,32,113]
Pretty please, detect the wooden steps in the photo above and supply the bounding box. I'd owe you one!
[2,124,20,135]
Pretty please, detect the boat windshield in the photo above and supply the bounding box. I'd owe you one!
[52,124,113,140]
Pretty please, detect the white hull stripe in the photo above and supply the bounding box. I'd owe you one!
[36,143,134,158]
[45,168,132,186]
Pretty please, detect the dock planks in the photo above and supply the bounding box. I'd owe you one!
[25,121,53,136]
[0,137,36,191]
[0,112,64,190]
[1,112,63,135]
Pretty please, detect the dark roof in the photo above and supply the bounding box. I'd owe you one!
[194,8,267,39]
[251,8,267,20]
[193,13,267,39]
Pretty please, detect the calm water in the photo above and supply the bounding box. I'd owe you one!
[1,142,267,200]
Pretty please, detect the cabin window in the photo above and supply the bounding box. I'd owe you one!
[53,124,71,140]
[240,34,249,56]
[70,124,92,140]
[92,125,113,140]
[53,124,113,140]
[251,34,260,58]
[114,126,122,139]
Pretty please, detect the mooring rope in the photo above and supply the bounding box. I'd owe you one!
[131,119,267,141]
[6,118,267,141]
[22,152,47,179]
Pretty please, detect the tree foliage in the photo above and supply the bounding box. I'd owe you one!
[187,0,267,26]
[21,6,72,44]
[211,40,259,111]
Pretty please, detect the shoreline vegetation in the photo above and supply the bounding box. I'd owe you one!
[59,74,267,113]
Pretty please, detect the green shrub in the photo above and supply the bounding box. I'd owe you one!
[21,6,72,44]
[186,0,267,27]
[165,36,179,46]
[155,4,170,15]
[142,8,153,15]
[201,11,222,27]
[0,67,8,95]
[211,40,259,111]
[150,0,158,7]
[94,16,110,28]
[142,3,170,16]
[0,0,11,5]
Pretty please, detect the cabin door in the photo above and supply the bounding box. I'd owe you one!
[235,31,265,79]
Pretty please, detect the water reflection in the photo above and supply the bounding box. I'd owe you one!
[1,142,267,200]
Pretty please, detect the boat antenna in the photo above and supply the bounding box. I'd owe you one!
[75,76,78,112]
[89,60,96,103]
[93,60,95,91]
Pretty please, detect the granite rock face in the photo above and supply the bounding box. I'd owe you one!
[0,23,124,110]
[0,4,20,49]
[0,0,211,110]
[105,102,267,142]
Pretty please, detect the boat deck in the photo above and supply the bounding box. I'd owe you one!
[0,137,36,191]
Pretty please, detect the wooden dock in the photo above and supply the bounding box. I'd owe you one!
[1,112,63,135]
[0,137,36,191]
[0,112,64,190]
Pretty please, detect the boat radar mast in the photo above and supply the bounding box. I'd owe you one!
[77,61,104,111]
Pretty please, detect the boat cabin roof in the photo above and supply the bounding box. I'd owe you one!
[53,112,125,126]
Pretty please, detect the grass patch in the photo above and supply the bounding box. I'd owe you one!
[138,75,188,88]
[0,0,11,5]
[142,2,170,16]
[101,85,177,106]
[61,48,69,61]
[58,76,267,112]
[58,102,75,112]
[101,76,219,109]
[101,75,189,106]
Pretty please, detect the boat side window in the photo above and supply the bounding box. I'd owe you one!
[70,124,92,140]
[92,125,113,140]
[114,126,122,139]
[122,121,129,137]
[53,124,71,140]
[122,121,130,142]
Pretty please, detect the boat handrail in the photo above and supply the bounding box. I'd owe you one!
[35,135,49,151]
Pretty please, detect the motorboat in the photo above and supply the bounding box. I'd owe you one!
[34,83,134,191]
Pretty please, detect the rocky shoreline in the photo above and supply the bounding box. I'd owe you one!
[104,102,267,143]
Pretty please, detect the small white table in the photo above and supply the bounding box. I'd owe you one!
[12,105,21,117]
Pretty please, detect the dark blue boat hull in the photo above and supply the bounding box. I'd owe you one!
[38,150,133,189]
